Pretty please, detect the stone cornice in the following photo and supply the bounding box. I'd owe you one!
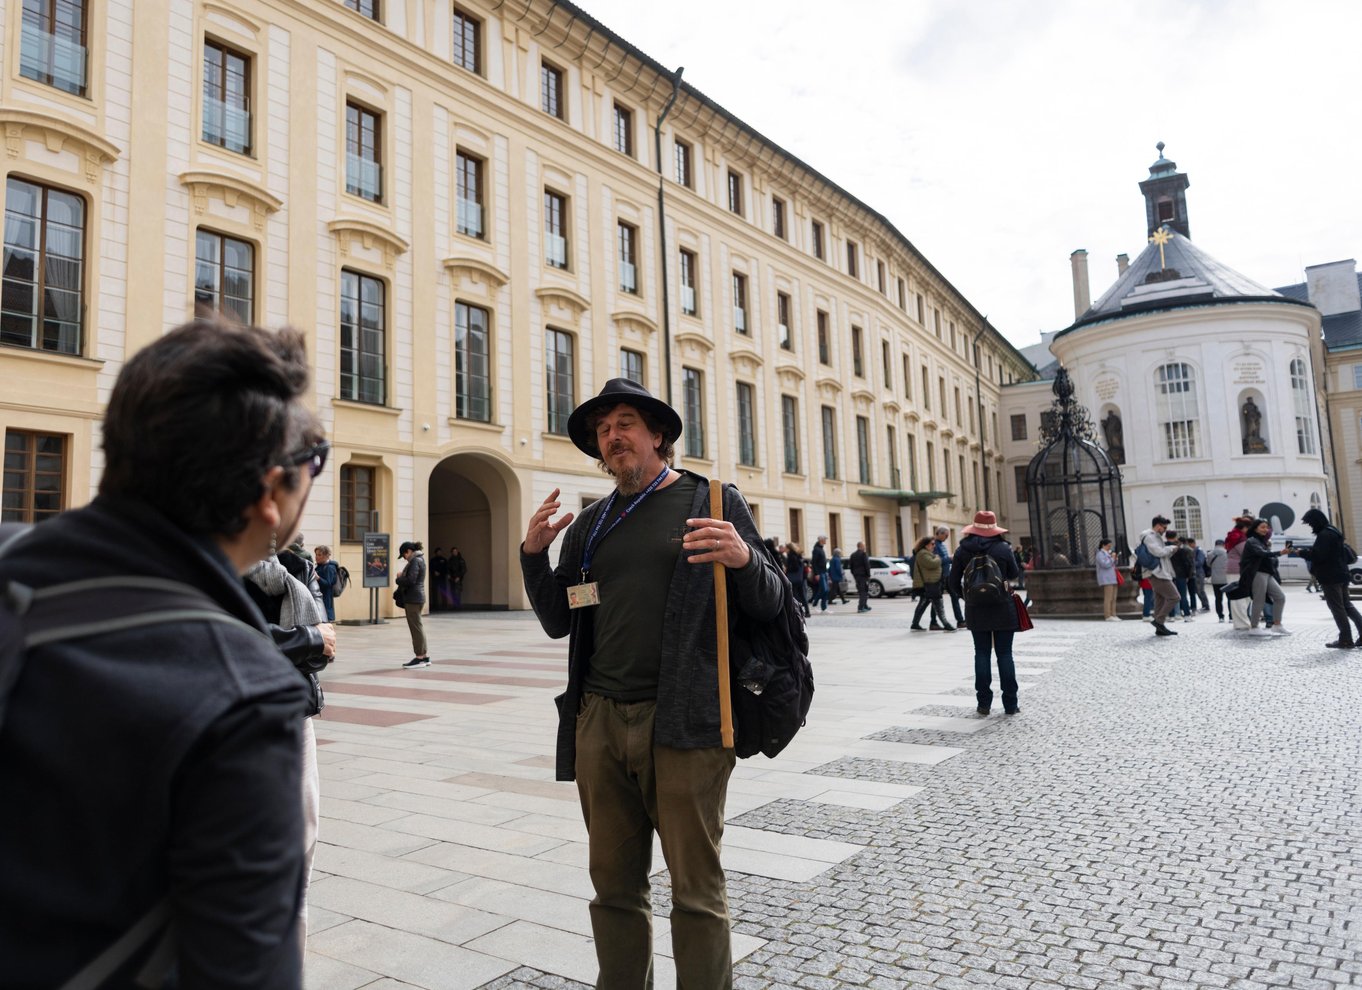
[1,109,119,184]
[180,169,283,231]
[328,218,409,270]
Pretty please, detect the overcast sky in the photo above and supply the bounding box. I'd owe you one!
[577,0,1362,350]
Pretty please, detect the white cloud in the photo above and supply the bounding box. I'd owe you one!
[578,0,1362,349]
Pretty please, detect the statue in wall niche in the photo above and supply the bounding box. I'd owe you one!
[1241,396,1269,454]
[1101,411,1125,465]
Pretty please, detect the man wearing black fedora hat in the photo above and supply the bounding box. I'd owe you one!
[520,377,785,988]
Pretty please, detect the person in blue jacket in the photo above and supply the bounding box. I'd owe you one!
[314,544,339,621]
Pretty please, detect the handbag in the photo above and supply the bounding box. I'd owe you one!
[393,586,405,608]
[1115,569,1125,586]
[1012,591,1033,632]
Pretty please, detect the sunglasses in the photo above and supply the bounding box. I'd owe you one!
[286,439,330,479]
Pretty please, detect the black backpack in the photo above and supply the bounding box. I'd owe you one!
[729,541,814,760]
[961,549,1009,606]
[1330,527,1359,566]
[333,564,351,597]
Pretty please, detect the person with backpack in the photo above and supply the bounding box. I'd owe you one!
[0,318,319,988]
[948,511,1022,715]
[1137,515,1182,636]
[519,378,786,986]
[314,544,339,621]
[910,535,953,631]
[1296,507,1362,648]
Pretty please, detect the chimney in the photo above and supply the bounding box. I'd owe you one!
[1070,249,1091,319]
[1116,253,1130,276]
[1305,259,1360,316]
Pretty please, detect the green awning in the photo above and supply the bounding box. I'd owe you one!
[858,488,954,508]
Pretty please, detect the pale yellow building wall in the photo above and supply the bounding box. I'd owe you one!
[0,0,1033,617]
[1324,352,1362,542]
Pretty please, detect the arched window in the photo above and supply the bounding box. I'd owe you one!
[1173,495,1203,542]
[1156,363,1199,459]
[1310,492,1322,513]
[1291,358,1316,455]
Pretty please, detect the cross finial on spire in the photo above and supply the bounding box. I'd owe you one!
[1149,225,1172,269]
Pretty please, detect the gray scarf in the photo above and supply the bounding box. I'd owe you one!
[246,556,324,627]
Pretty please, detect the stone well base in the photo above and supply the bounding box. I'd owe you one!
[1023,567,1143,620]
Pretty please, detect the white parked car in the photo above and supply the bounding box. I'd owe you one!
[866,556,912,598]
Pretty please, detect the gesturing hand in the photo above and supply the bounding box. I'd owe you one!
[524,487,575,555]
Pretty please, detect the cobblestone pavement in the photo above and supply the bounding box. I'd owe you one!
[303,593,1362,989]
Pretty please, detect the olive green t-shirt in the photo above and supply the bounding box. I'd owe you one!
[583,473,698,700]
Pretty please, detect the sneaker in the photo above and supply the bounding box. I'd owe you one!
[1004,707,1020,715]
[1218,617,1225,623]
[1182,615,1194,622]
[1153,623,1178,636]
[929,623,943,630]
[1104,616,1121,622]
[1248,628,1273,636]
[402,657,431,668]
[941,625,956,632]
[1272,626,1292,636]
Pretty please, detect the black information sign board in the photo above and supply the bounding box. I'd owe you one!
[362,533,390,589]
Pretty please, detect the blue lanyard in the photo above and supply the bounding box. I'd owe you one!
[581,466,670,579]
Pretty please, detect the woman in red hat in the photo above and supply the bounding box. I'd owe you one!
[947,510,1023,715]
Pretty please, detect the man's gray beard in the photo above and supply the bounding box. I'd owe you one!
[614,464,646,496]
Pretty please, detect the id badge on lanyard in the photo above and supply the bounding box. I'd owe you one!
[568,466,669,609]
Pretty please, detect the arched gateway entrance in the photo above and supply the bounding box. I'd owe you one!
[427,452,522,610]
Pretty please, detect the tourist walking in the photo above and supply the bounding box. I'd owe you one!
[518,377,784,986]
[1296,508,1362,648]
[1170,534,1194,620]
[1206,539,1229,622]
[1239,519,1289,635]
[314,544,339,621]
[1138,515,1181,636]
[1188,538,1211,612]
[785,541,811,618]
[810,535,830,612]
[948,511,1022,715]
[828,547,849,604]
[1096,538,1120,620]
[396,541,430,666]
[850,541,871,612]
[934,526,966,625]
[910,535,952,631]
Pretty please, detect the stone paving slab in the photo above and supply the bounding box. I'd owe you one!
[302,595,1361,988]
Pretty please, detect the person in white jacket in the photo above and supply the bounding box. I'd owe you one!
[1139,515,1181,637]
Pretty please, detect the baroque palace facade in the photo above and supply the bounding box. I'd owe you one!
[0,0,1033,615]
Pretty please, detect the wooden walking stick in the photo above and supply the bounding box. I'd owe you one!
[710,479,735,749]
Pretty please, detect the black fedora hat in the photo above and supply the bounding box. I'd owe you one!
[567,378,683,458]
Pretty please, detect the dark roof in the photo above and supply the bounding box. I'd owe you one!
[1058,230,1309,336]
[1274,273,1362,351]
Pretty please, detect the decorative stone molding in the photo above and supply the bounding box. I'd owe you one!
[673,330,713,358]
[534,285,590,322]
[328,218,409,270]
[610,309,658,336]
[775,363,805,389]
[442,256,509,290]
[815,375,843,400]
[729,347,763,378]
[179,169,282,231]
[1,109,119,185]
[851,387,875,407]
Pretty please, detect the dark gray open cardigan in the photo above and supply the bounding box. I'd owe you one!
[520,471,786,781]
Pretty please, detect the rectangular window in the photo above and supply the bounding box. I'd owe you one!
[202,40,251,155]
[683,367,705,458]
[959,455,967,503]
[821,406,838,480]
[954,386,962,424]
[950,321,957,350]
[545,328,574,434]
[455,300,490,422]
[782,395,799,474]
[617,221,638,294]
[1015,465,1029,503]
[540,62,564,119]
[544,190,568,269]
[906,433,917,489]
[862,516,874,555]
[829,513,841,553]
[897,277,906,310]
[943,450,951,494]
[902,354,912,399]
[345,101,382,203]
[916,293,925,323]
[939,378,948,418]
[926,441,936,488]
[817,310,830,365]
[727,170,743,215]
[933,308,941,338]
[887,425,899,489]
[772,197,786,239]
[881,341,892,391]
[674,140,692,188]
[777,292,792,350]
[877,260,886,294]
[339,464,375,543]
[620,347,644,385]
[452,7,481,73]
[736,382,757,466]
[846,241,859,278]
[851,326,864,378]
[732,272,747,334]
[811,221,825,260]
[921,366,930,409]
[19,0,87,95]
[344,0,380,19]
[2,429,66,523]
[194,228,254,325]
[613,103,633,156]
[1353,364,1362,390]
[789,508,803,548]
[2,177,85,354]
[1011,413,1027,441]
[679,249,697,316]
[339,269,386,405]
[856,415,871,484]
[455,150,484,238]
